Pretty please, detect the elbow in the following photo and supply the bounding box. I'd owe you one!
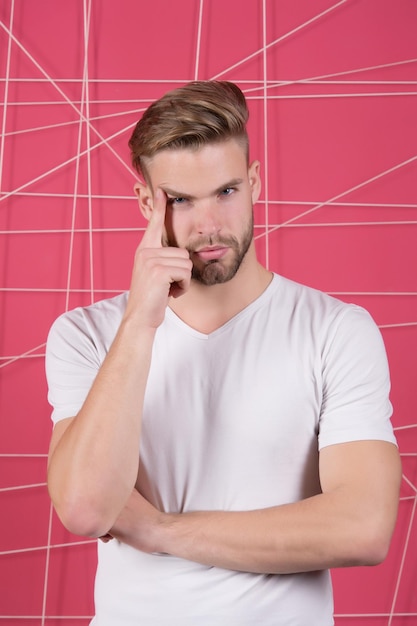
[47,467,126,538]
[358,530,393,566]
[54,499,114,538]
[344,522,395,567]
[51,495,111,538]
[48,481,114,538]
[351,540,388,567]
[355,500,399,567]
[57,503,110,539]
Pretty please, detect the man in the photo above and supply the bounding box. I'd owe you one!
[46,81,401,625]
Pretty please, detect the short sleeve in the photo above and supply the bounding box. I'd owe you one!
[318,305,397,450]
[45,310,103,424]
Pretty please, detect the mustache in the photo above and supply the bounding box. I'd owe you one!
[186,235,239,253]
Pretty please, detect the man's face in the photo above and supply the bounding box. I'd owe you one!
[143,139,261,286]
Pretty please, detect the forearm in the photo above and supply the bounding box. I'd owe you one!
[109,443,400,575]
[158,495,377,574]
[113,491,393,575]
[157,445,400,574]
[48,319,156,537]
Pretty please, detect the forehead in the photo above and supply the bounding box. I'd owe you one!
[145,139,249,194]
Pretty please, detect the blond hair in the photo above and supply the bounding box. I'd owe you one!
[128,81,249,180]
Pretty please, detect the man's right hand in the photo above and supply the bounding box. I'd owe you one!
[125,188,193,329]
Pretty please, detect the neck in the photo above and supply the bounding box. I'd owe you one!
[169,244,272,334]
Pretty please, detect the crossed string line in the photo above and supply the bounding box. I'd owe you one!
[0,0,416,621]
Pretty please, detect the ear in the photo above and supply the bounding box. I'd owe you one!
[248,160,261,204]
[133,181,154,221]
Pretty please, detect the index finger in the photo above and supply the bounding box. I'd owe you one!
[140,188,167,249]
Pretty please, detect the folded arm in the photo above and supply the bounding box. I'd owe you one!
[108,440,401,574]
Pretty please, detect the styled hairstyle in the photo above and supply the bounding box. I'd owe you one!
[128,80,249,180]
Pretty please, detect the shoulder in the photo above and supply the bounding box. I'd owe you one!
[47,292,128,355]
[271,273,373,329]
[49,292,128,332]
[268,275,387,368]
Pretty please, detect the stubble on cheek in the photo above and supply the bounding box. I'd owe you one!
[163,211,254,285]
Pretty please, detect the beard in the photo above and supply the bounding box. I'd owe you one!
[185,213,254,286]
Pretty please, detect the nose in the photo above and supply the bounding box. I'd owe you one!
[195,200,221,236]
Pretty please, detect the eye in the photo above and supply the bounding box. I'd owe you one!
[167,196,188,206]
[219,187,235,197]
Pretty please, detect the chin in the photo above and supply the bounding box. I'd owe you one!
[192,260,240,286]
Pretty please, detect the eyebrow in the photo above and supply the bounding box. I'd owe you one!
[161,178,244,201]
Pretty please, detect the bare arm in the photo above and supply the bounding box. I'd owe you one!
[47,190,192,538]
[109,440,401,574]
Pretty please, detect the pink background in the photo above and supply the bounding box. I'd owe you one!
[0,0,416,623]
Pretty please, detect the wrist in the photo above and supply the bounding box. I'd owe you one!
[157,513,182,556]
[119,313,159,338]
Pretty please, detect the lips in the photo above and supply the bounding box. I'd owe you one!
[193,246,229,261]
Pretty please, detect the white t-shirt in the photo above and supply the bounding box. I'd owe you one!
[46,274,396,625]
